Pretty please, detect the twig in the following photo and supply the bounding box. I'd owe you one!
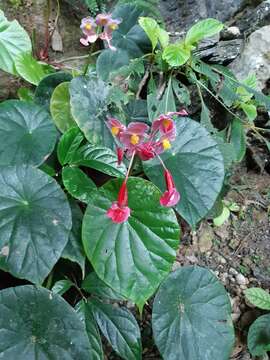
[136,66,150,99]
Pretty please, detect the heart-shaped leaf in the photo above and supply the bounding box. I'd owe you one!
[143,117,224,227]
[185,18,224,46]
[70,76,113,147]
[96,48,130,81]
[0,100,57,166]
[76,300,104,360]
[89,298,142,360]
[0,165,72,283]
[248,314,270,356]
[14,52,50,85]
[0,10,31,75]
[152,266,235,360]
[35,71,72,109]
[62,200,85,274]
[82,272,125,300]
[70,144,126,177]
[50,82,76,133]
[62,167,96,203]
[0,285,91,359]
[82,177,180,310]
[162,43,191,67]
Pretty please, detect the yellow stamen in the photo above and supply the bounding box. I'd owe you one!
[162,139,171,150]
[163,119,171,129]
[111,127,120,136]
[130,134,140,145]
[109,23,118,30]
[85,23,92,31]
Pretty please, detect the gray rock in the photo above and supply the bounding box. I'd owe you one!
[196,39,243,64]
[236,273,248,285]
[230,25,270,89]
[159,0,247,34]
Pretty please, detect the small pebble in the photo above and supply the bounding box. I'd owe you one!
[236,273,248,286]
[229,267,238,276]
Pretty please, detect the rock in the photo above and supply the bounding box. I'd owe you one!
[236,273,248,285]
[197,223,214,253]
[221,26,241,40]
[230,25,270,90]
[229,267,239,276]
[232,0,270,37]
[160,0,247,34]
[196,39,243,64]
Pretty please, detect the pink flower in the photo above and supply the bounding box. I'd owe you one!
[152,115,176,138]
[178,109,189,116]
[80,17,98,46]
[160,170,180,207]
[136,141,157,161]
[107,118,126,138]
[119,122,149,151]
[95,13,112,26]
[99,31,116,51]
[107,181,131,223]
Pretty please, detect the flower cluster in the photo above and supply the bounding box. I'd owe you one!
[80,14,121,50]
[106,111,188,224]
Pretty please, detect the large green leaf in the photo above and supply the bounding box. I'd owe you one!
[0,285,91,359]
[96,48,130,82]
[35,71,72,109]
[0,165,72,283]
[62,200,85,274]
[90,298,142,359]
[0,10,31,75]
[152,266,235,360]
[76,300,104,360]
[69,76,113,147]
[14,52,49,85]
[0,100,57,166]
[143,117,224,227]
[248,314,270,356]
[50,82,76,133]
[162,43,191,67]
[62,167,96,203]
[70,144,126,177]
[185,18,224,46]
[230,118,246,162]
[82,272,125,300]
[82,177,180,310]
[245,288,270,310]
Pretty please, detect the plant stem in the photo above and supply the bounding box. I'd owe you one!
[125,150,136,181]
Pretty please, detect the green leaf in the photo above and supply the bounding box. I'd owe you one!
[245,288,270,310]
[62,166,96,203]
[76,300,104,360]
[172,78,191,106]
[89,298,142,359]
[124,99,149,124]
[96,48,130,81]
[248,314,270,356]
[138,17,159,50]
[51,279,73,295]
[144,117,225,227]
[14,52,48,85]
[57,127,84,166]
[213,205,230,226]
[0,10,31,75]
[82,272,126,300]
[162,43,191,67]
[50,82,76,133]
[0,285,91,359]
[0,100,57,166]
[230,118,246,162]
[147,77,176,122]
[152,266,235,360]
[241,103,257,122]
[17,87,34,101]
[69,76,113,147]
[69,144,126,177]
[158,28,169,48]
[0,165,72,283]
[111,4,151,58]
[82,177,180,310]
[35,71,72,109]
[185,18,224,46]
[62,201,85,274]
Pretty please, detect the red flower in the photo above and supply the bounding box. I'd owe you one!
[136,141,156,161]
[160,169,180,207]
[119,122,149,151]
[116,146,124,165]
[107,181,131,223]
